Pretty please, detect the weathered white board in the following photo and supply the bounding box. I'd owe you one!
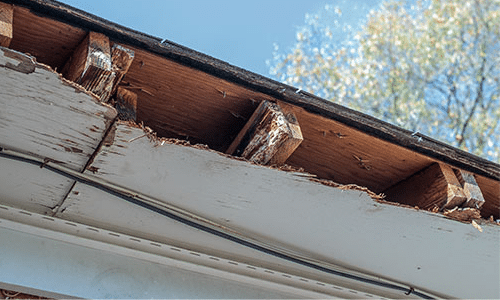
[58,123,500,299]
[0,157,74,213]
[0,47,116,213]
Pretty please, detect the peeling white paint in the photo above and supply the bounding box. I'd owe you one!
[54,123,499,299]
[0,48,116,214]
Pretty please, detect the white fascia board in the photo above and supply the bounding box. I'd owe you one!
[0,47,115,215]
[2,139,498,298]
[55,124,498,299]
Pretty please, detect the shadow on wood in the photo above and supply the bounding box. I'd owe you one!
[384,163,466,211]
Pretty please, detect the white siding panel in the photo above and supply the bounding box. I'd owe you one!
[0,47,116,213]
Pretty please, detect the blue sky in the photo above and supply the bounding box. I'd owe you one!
[58,0,378,77]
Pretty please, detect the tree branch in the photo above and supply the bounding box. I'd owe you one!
[457,57,486,147]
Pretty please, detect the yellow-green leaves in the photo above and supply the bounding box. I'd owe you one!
[270,0,500,162]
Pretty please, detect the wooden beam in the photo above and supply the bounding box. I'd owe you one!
[115,86,137,121]
[384,163,467,211]
[226,100,303,165]
[0,3,13,47]
[454,169,485,209]
[100,44,134,102]
[62,31,115,100]
[226,100,268,156]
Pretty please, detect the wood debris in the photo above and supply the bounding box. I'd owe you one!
[310,178,384,201]
[443,207,481,222]
[471,220,483,232]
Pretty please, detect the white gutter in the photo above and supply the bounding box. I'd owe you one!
[0,208,339,299]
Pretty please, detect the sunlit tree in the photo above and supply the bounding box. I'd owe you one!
[270,0,500,162]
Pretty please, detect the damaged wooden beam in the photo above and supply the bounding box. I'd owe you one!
[226,100,303,165]
[384,163,467,211]
[102,44,134,102]
[454,169,485,209]
[62,31,115,100]
[0,2,13,47]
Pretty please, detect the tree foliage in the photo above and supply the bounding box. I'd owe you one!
[270,0,500,162]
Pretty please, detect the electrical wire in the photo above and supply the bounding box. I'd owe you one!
[0,146,436,299]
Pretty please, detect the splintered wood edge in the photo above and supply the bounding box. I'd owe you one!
[454,169,486,209]
[440,163,467,209]
[86,31,111,70]
[0,2,13,47]
[111,44,134,79]
[443,207,482,222]
[268,107,303,165]
[106,44,135,101]
[227,100,303,165]
[62,31,115,99]
[241,105,285,164]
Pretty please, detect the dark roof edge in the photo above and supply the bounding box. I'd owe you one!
[9,0,500,180]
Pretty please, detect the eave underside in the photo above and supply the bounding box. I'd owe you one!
[2,0,498,218]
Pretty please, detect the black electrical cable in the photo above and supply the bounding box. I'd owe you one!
[0,148,435,299]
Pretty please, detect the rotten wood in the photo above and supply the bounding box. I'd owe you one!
[100,44,134,102]
[454,169,485,209]
[62,31,115,100]
[226,100,303,165]
[384,163,467,211]
[443,207,482,222]
[0,2,12,47]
